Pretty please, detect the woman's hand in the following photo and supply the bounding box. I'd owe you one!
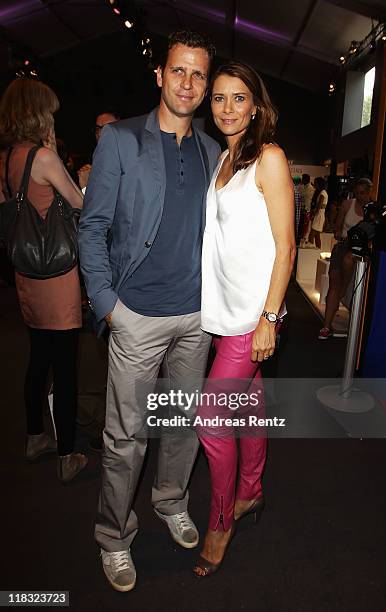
[251,317,277,362]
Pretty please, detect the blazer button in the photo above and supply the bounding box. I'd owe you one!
[144,240,152,248]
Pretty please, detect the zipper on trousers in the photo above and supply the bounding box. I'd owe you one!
[216,495,224,530]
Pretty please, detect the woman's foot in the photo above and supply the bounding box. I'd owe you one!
[57,452,88,483]
[193,526,235,577]
[318,326,333,340]
[234,496,265,521]
[25,432,57,461]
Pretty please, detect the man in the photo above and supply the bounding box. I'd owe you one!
[318,178,373,339]
[77,110,120,189]
[78,30,220,592]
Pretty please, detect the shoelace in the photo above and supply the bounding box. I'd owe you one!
[110,550,130,571]
[174,512,194,532]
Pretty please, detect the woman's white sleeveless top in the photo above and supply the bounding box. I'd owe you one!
[201,151,285,336]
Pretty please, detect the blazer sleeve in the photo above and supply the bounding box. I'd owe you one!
[78,125,121,322]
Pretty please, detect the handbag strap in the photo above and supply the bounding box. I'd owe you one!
[16,145,42,202]
[4,147,13,199]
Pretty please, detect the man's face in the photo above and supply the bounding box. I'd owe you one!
[95,113,118,142]
[355,185,371,207]
[157,44,210,119]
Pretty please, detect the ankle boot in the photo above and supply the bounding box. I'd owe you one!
[25,433,57,461]
[57,453,88,483]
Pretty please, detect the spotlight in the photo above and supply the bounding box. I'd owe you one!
[329,82,335,94]
[113,7,120,14]
[349,41,358,54]
[124,20,133,28]
[24,59,30,66]
[339,55,345,64]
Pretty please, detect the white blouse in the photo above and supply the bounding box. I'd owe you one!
[201,152,285,336]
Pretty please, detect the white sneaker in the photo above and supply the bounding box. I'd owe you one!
[154,509,199,549]
[100,549,136,592]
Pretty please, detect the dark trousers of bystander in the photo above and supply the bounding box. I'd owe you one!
[24,327,79,456]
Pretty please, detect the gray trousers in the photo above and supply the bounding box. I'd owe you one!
[95,299,211,552]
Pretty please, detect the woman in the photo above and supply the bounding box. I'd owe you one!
[193,61,296,577]
[307,177,328,249]
[318,177,372,340]
[0,78,87,482]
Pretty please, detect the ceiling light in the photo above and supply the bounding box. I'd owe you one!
[339,55,345,64]
[124,20,133,28]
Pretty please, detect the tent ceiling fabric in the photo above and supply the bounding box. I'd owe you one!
[0,0,385,91]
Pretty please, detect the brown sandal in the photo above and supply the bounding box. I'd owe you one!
[193,523,236,578]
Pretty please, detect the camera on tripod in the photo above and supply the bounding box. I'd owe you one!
[347,202,386,257]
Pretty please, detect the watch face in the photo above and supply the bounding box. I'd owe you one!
[267,313,277,322]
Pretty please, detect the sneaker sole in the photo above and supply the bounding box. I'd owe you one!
[103,569,136,593]
[154,509,199,549]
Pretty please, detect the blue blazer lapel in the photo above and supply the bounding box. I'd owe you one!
[194,129,210,229]
[144,108,166,206]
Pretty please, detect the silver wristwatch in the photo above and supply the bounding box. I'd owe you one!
[261,310,283,323]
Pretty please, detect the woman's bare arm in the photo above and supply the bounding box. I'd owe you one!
[252,144,296,362]
[31,147,83,209]
[334,199,350,239]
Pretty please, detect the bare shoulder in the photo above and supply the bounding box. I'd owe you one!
[35,147,61,166]
[256,144,291,189]
[259,143,287,167]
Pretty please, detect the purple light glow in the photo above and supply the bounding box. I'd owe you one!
[235,16,292,44]
[177,1,226,23]
[0,0,40,22]
[178,2,291,47]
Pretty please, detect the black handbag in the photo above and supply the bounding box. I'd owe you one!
[0,145,80,279]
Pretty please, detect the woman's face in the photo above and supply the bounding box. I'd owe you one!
[211,74,257,139]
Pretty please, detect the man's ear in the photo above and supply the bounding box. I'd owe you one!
[156,66,163,88]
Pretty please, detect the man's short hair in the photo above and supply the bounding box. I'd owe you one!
[302,173,311,184]
[355,177,373,192]
[159,30,216,70]
[96,110,120,121]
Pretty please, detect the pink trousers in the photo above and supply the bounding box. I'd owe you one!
[196,331,267,531]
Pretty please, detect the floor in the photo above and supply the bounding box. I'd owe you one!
[1,283,386,612]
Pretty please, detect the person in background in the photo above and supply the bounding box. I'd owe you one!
[0,77,87,482]
[293,176,302,243]
[318,177,373,340]
[193,60,295,577]
[299,173,314,245]
[77,110,120,190]
[306,177,328,249]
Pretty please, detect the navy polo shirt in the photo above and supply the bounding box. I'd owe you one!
[119,130,205,316]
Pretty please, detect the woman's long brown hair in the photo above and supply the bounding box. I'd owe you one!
[210,61,278,174]
[0,78,59,150]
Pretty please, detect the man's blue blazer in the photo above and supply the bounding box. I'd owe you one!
[78,107,221,331]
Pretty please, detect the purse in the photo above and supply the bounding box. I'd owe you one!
[0,145,80,279]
